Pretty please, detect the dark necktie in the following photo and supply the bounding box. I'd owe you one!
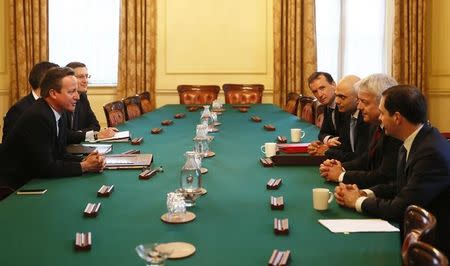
[368,126,382,157]
[57,118,63,138]
[328,107,336,130]
[349,117,357,152]
[396,146,407,192]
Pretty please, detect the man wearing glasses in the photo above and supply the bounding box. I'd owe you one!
[65,62,100,132]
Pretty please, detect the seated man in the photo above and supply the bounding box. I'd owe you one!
[310,75,370,162]
[65,62,100,132]
[335,85,450,256]
[319,74,402,189]
[306,72,344,149]
[2,61,59,142]
[0,67,111,193]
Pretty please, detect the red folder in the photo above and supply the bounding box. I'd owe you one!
[277,143,310,154]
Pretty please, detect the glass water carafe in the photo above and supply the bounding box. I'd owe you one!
[200,105,214,130]
[180,151,202,192]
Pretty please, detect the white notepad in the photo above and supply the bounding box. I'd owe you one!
[318,219,400,233]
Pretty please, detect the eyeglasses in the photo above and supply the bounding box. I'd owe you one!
[76,74,91,79]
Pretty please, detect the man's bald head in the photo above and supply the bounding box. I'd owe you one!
[335,75,360,113]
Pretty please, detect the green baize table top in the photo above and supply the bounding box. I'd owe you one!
[0,104,401,266]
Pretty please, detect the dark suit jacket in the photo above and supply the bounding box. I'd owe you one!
[363,125,450,256]
[318,104,347,142]
[341,125,403,189]
[66,92,100,132]
[0,98,85,190]
[2,93,36,143]
[326,110,370,162]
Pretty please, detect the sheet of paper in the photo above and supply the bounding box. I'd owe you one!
[318,219,400,233]
[92,131,131,143]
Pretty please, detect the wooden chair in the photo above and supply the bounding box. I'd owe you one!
[299,96,317,124]
[404,205,437,244]
[284,92,300,115]
[103,100,126,127]
[405,241,448,266]
[441,132,450,141]
[122,95,142,121]
[177,85,220,105]
[315,104,325,128]
[222,84,264,104]
[139,91,152,113]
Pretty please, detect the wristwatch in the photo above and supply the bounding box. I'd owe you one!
[94,132,99,140]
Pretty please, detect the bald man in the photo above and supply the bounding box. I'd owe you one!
[309,75,370,162]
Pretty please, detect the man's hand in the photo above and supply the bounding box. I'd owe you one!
[334,183,361,209]
[97,127,118,139]
[308,141,329,156]
[81,151,105,173]
[323,160,343,182]
[319,159,340,178]
[326,136,341,147]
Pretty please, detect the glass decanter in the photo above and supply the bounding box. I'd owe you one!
[179,151,202,207]
[200,105,214,131]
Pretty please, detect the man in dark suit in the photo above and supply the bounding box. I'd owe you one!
[319,74,401,189]
[0,67,106,193]
[2,61,59,142]
[65,62,100,132]
[335,85,450,256]
[316,75,371,162]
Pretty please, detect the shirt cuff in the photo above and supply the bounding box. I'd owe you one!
[361,189,375,198]
[85,130,95,142]
[338,170,345,182]
[323,135,331,144]
[355,196,367,212]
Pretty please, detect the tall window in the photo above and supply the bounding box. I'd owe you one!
[316,0,392,81]
[49,0,120,85]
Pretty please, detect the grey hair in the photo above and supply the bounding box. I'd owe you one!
[356,73,398,101]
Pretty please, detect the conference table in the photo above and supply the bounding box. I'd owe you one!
[0,104,401,266]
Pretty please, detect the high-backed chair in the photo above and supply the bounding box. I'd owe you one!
[139,91,152,113]
[222,84,264,104]
[123,95,142,121]
[103,100,126,127]
[405,241,448,266]
[177,85,220,105]
[284,92,300,115]
[299,96,317,124]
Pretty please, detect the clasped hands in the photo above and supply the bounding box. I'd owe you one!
[307,137,341,156]
[334,183,365,209]
[319,159,343,182]
[81,150,106,173]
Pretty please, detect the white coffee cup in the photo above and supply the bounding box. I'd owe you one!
[260,142,277,157]
[312,188,334,210]
[291,128,306,143]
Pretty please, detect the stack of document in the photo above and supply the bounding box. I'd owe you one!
[90,131,131,143]
[105,154,153,169]
[66,144,113,155]
[318,219,400,233]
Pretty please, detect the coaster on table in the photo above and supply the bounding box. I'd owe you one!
[239,107,249,113]
[266,178,282,189]
[277,136,287,143]
[213,121,222,126]
[151,128,163,134]
[198,187,207,195]
[156,242,196,259]
[274,218,289,235]
[270,196,284,210]
[264,124,276,131]
[174,113,186,119]
[209,127,219,133]
[268,249,291,266]
[204,151,215,158]
[75,232,92,251]
[131,137,143,145]
[251,116,262,122]
[192,136,214,141]
[97,185,114,197]
[122,149,140,154]
[84,203,101,217]
[161,211,196,224]
[260,157,274,167]
[200,167,208,174]
[212,108,226,112]
[161,120,173,126]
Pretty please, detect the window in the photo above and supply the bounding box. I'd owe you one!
[49,0,120,85]
[316,0,392,81]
